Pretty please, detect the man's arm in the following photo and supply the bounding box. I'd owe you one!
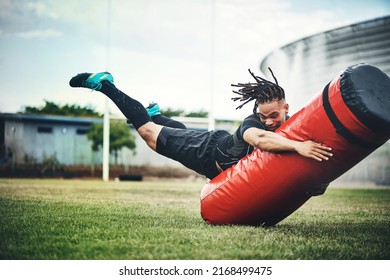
[243,127,333,161]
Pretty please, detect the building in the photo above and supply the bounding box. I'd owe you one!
[0,113,238,177]
[260,15,390,112]
[0,113,103,166]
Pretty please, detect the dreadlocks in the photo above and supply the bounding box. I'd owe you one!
[231,68,285,114]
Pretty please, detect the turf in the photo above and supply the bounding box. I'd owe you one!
[0,179,389,260]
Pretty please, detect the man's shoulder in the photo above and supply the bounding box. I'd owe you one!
[242,114,265,129]
[243,113,259,121]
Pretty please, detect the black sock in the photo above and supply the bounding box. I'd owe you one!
[151,115,187,129]
[100,81,151,129]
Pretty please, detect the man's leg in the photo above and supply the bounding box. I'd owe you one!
[69,72,218,178]
[146,103,187,129]
[69,72,161,150]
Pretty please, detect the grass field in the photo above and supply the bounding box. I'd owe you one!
[0,178,389,260]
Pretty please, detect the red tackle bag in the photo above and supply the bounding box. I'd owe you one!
[200,64,390,226]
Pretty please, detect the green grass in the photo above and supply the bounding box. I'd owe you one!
[0,179,389,260]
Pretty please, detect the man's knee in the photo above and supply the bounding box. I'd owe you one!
[137,122,162,150]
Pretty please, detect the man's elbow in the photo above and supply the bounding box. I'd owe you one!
[244,129,270,150]
[253,136,270,150]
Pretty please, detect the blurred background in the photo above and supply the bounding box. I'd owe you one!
[0,0,389,183]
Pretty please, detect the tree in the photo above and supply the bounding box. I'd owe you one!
[160,108,185,118]
[20,100,209,119]
[160,108,208,118]
[185,109,208,118]
[19,100,101,117]
[87,120,136,164]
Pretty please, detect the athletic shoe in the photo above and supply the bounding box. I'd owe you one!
[69,72,114,91]
[146,102,161,117]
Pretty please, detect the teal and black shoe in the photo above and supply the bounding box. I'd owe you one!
[146,102,161,117]
[69,72,114,91]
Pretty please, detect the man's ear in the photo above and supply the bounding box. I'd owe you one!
[284,103,289,114]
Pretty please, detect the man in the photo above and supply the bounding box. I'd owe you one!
[69,69,333,179]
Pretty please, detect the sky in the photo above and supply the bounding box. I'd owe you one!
[1,0,389,121]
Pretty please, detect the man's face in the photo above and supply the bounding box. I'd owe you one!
[257,99,289,132]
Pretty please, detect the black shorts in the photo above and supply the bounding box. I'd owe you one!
[156,127,230,179]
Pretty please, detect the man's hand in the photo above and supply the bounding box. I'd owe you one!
[294,141,333,161]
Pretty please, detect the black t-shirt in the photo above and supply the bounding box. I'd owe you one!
[215,114,265,171]
[156,113,288,179]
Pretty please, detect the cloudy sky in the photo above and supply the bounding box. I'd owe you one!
[1,0,389,120]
